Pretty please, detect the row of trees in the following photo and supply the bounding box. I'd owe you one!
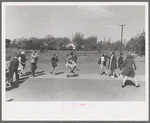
[96,31,145,56]
[6,31,145,55]
[8,32,98,51]
[125,31,145,55]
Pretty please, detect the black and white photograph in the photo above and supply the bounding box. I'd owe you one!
[2,2,149,120]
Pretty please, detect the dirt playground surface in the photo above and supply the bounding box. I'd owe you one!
[5,50,146,101]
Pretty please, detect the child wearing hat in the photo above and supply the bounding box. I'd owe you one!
[120,52,140,88]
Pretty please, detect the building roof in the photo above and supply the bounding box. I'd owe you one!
[63,41,77,46]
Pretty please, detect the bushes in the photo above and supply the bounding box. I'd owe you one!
[8,30,145,55]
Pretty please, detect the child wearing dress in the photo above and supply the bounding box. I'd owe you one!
[108,51,117,78]
[18,55,24,75]
[50,53,58,75]
[120,52,140,88]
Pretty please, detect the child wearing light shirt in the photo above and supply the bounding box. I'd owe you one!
[98,54,108,75]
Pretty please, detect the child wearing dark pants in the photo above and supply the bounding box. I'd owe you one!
[30,51,37,77]
[98,54,108,75]
[50,53,58,75]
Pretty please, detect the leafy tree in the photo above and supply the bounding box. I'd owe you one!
[125,30,145,56]
[96,41,102,52]
[72,32,85,49]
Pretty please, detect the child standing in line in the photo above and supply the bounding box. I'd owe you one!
[30,51,37,77]
[120,52,140,88]
[108,51,117,78]
[18,55,24,75]
[35,51,39,70]
[98,54,108,75]
[104,54,108,74]
[118,52,124,75]
[50,53,58,75]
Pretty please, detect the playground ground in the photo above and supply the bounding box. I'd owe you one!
[5,51,146,101]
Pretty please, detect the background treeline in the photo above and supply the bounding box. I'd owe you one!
[6,31,145,55]
[97,31,145,56]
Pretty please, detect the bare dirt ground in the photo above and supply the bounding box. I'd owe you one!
[5,50,146,101]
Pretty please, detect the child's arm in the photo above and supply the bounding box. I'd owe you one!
[132,59,137,70]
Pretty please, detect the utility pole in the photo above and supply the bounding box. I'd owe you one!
[104,37,105,42]
[119,24,125,51]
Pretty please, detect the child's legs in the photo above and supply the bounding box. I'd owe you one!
[101,64,103,72]
[67,67,72,75]
[111,68,115,76]
[132,77,139,86]
[72,66,76,72]
[74,65,77,70]
[122,76,128,85]
[53,67,57,73]
[104,66,108,74]
[22,63,25,71]
[20,66,24,73]
[100,64,104,73]
[51,66,55,72]
[6,73,9,83]
[99,65,101,73]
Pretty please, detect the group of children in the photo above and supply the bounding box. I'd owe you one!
[49,50,140,88]
[98,51,140,88]
[49,51,79,77]
[6,50,140,88]
[5,50,39,88]
[5,51,27,87]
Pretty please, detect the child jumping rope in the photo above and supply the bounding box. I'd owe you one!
[66,51,76,77]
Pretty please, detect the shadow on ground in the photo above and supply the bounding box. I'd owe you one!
[56,72,64,75]
[35,71,46,77]
[69,74,79,77]
[6,75,28,91]
[6,71,46,91]
[6,99,15,102]
[124,80,135,87]
[35,71,45,74]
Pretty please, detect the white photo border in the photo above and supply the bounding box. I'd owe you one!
[2,2,149,121]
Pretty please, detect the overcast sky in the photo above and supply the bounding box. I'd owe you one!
[5,5,145,42]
